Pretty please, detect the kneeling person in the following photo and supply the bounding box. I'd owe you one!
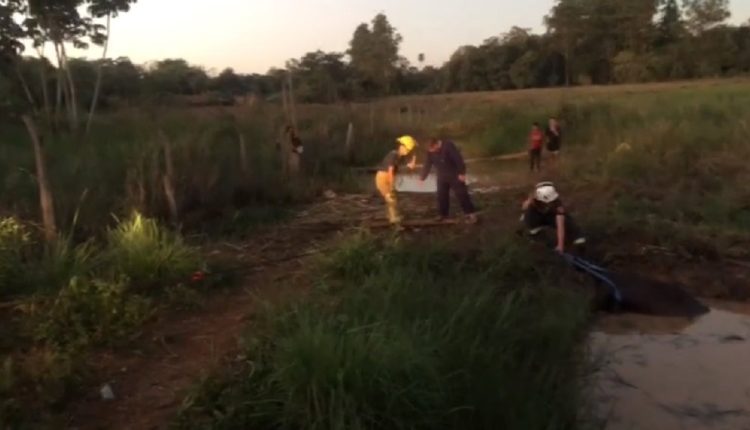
[521,182,585,253]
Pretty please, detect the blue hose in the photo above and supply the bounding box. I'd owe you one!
[562,253,623,304]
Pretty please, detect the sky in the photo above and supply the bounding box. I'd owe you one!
[74,0,750,74]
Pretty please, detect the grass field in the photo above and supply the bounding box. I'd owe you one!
[2,78,750,428]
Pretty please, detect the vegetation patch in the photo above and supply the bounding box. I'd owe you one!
[175,235,590,430]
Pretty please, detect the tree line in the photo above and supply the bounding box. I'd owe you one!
[1,0,749,112]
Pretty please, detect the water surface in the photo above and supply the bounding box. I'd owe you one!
[592,306,750,430]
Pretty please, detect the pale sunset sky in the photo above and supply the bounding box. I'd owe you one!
[77,0,750,74]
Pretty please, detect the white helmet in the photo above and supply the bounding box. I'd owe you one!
[534,182,559,203]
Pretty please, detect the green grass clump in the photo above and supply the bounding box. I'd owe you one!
[33,277,153,350]
[175,236,590,430]
[106,213,201,291]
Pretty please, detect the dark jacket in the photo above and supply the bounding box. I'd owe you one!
[420,140,466,181]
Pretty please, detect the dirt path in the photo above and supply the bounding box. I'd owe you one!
[67,234,324,429]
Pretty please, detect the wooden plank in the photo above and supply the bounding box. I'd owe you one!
[365,219,462,229]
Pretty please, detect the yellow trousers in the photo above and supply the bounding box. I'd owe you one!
[375,172,401,224]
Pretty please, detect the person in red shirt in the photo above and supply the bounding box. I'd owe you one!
[529,122,544,172]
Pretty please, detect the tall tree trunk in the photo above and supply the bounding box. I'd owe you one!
[35,47,51,122]
[345,122,355,163]
[86,13,111,134]
[281,82,290,125]
[565,45,573,87]
[369,104,375,136]
[286,70,298,131]
[160,132,179,222]
[237,128,249,176]
[22,115,57,242]
[53,43,64,121]
[14,62,37,114]
[59,42,79,129]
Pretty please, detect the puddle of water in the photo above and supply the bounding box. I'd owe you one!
[368,159,531,194]
[394,173,477,193]
[591,307,750,430]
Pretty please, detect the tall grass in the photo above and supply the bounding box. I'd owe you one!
[175,235,590,430]
[554,84,750,251]
[106,213,200,291]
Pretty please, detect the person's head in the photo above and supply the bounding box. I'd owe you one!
[533,181,559,209]
[532,122,541,131]
[427,138,442,153]
[549,117,559,128]
[396,135,417,156]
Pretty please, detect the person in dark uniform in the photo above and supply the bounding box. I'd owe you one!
[545,117,562,155]
[420,138,478,223]
[520,182,585,253]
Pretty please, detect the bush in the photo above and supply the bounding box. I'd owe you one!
[28,236,99,294]
[106,213,201,291]
[0,218,31,297]
[34,277,153,349]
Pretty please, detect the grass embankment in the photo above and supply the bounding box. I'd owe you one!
[558,84,750,260]
[174,234,591,430]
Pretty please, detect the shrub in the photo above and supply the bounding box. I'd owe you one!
[34,277,153,349]
[106,213,201,291]
[28,236,99,294]
[0,217,32,297]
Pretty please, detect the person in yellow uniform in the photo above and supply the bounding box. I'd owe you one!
[375,136,418,226]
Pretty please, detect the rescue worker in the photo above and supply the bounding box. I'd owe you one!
[420,138,478,223]
[375,136,418,226]
[520,182,586,253]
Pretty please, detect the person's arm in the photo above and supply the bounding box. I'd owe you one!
[420,154,432,181]
[555,207,566,252]
[388,166,396,189]
[407,154,417,170]
[521,195,534,211]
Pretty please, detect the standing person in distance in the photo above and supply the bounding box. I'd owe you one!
[545,117,562,157]
[420,138,478,224]
[375,136,418,227]
[529,122,544,172]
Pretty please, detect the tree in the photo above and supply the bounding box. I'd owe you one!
[0,0,35,110]
[658,0,684,45]
[510,51,540,89]
[101,56,142,101]
[145,59,208,96]
[286,51,349,103]
[25,0,105,129]
[613,51,654,82]
[545,0,586,85]
[348,13,402,96]
[213,67,245,97]
[683,0,730,34]
[85,0,138,132]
